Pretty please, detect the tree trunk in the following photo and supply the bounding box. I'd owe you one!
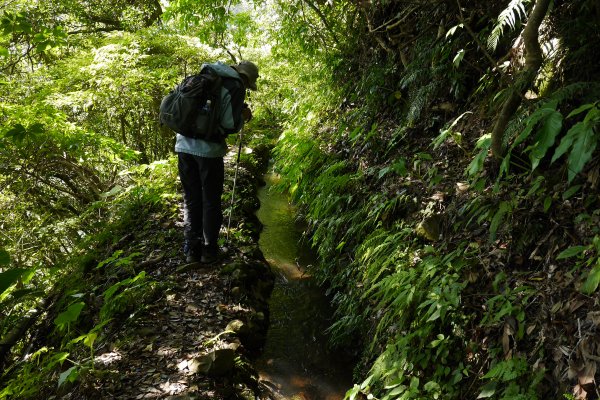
[490,0,551,159]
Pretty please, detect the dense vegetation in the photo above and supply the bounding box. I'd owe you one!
[1,0,599,399]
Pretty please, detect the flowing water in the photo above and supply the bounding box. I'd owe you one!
[255,172,353,400]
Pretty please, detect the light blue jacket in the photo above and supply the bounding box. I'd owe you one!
[174,62,244,158]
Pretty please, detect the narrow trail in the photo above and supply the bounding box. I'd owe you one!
[81,263,233,399]
[56,148,276,400]
[61,223,274,399]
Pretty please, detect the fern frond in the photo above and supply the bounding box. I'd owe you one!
[488,0,530,51]
[407,81,438,125]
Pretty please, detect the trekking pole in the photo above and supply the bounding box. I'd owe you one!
[226,127,244,242]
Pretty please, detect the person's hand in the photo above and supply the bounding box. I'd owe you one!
[242,107,253,122]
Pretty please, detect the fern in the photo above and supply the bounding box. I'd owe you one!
[484,358,529,382]
[407,81,438,126]
[551,104,600,182]
[488,0,530,51]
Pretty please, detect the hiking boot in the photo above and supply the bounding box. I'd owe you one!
[201,245,226,264]
[200,252,219,264]
[184,238,202,263]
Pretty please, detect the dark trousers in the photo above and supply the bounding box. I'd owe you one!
[177,153,224,252]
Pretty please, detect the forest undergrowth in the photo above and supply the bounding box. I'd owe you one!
[2,0,600,399]
[269,1,600,399]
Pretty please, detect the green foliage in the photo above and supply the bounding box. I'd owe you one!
[433,112,471,151]
[467,134,492,176]
[0,249,9,265]
[478,357,544,400]
[551,102,600,182]
[501,83,600,180]
[54,301,86,332]
[0,350,70,398]
[0,269,25,297]
[488,0,530,51]
[100,271,148,320]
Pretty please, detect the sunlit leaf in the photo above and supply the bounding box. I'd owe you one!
[477,382,497,398]
[54,302,85,329]
[58,366,79,387]
[446,23,463,38]
[453,49,465,68]
[581,263,600,295]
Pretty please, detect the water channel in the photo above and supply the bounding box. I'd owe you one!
[255,172,353,400]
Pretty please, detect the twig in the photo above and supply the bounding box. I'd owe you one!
[528,222,558,260]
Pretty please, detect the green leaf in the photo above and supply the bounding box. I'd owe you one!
[4,124,27,142]
[446,23,463,38]
[58,366,79,387]
[54,302,85,329]
[556,245,587,259]
[514,102,557,147]
[103,279,129,301]
[0,46,8,57]
[489,201,511,241]
[453,49,465,68]
[427,307,441,322]
[567,121,597,182]
[0,268,26,295]
[551,121,584,163]
[543,196,552,212]
[8,288,43,301]
[562,185,581,200]
[581,263,600,295]
[468,149,487,176]
[0,249,9,265]
[477,382,497,398]
[567,103,596,119]
[84,332,98,348]
[467,134,492,176]
[529,110,563,170]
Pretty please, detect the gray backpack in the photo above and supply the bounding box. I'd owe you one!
[159,65,223,142]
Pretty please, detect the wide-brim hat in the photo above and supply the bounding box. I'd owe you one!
[234,61,259,90]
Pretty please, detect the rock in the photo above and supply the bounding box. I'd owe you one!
[416,214,443,241]
[226,319,250,336]
[195,348,236,376]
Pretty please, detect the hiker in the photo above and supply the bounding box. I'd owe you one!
[175,60,259,263]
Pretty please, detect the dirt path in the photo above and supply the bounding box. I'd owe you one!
[54,147,276,400]
[74,253,271,400]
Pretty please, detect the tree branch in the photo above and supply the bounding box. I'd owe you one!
[303,0,340,46]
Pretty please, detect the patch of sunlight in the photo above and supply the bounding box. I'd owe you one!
[157,346,178,357]
[159,380,188,395]
[94,350,122,366]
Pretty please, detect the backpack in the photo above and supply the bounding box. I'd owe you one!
[159,65,223,142]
